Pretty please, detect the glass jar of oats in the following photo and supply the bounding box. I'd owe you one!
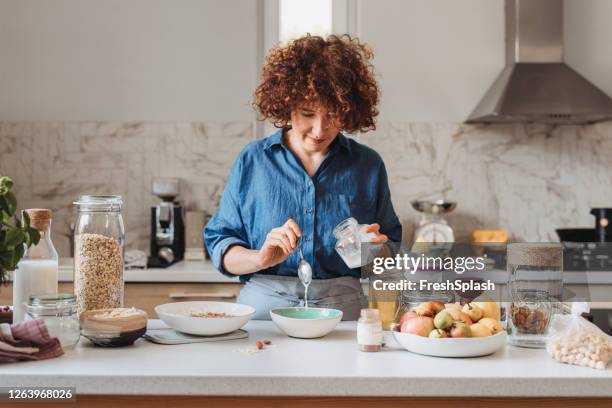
[73,196,125,314]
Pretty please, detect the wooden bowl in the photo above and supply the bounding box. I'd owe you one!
[80,308,148,347]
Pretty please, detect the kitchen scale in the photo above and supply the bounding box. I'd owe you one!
[411,200,456,252]
[400,200,458,315]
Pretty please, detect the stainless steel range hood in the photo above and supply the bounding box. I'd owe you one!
[466,0,612,125]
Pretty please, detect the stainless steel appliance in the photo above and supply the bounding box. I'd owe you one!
[466,0,612,124]
[556,208,612,271]
[147,178,185,268]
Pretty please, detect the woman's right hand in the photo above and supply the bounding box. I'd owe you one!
[256,219,302,269]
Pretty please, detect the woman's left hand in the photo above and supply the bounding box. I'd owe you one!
[363,223,388,244]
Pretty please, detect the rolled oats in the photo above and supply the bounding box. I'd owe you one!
[74,233,123,314]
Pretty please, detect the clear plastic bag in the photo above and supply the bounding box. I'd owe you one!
[546,313,611,370]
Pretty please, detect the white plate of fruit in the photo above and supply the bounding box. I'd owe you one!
[393,300,507,357]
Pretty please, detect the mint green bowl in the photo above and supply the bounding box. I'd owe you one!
[270,307,343,338]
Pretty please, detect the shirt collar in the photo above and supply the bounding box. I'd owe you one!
[263,128,352,155]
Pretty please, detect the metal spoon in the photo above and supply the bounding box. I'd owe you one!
[297,245,313,308]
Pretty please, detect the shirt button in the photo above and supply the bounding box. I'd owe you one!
[304,236,311,242]
[306,208,313,214]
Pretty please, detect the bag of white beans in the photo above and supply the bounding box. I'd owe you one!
[546,313,611,370]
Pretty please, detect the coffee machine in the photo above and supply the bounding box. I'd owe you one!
[147,178,185,268]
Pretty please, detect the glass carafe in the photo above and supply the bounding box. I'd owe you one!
[14,209,59,323]
[73,195,125,314]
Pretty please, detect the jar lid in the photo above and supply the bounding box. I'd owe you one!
[26,293,77,315]
[360,308,380,319]
[507,243,562,267]
[74,195,122,211]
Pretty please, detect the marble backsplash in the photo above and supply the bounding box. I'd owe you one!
[0,121,254,256]
[1,120,611,256]
[359,122,612,244]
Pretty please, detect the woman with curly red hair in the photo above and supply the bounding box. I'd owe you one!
[205,34,401,320]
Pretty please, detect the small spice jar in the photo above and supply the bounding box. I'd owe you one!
[357,308,383,352]
[25,293,80,348]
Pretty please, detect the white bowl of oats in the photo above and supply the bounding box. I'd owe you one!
[155,301,255,336]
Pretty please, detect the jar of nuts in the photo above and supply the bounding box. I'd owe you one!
[510,289,552,333]
[73,196,125,315]
[507,243,563,348]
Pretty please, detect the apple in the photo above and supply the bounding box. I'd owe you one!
[462,303,484,322]
[430,301,445,314]
[399,311,418,327]
[450,322,472,338]
[413,302,435,317]
[401,316,435,337]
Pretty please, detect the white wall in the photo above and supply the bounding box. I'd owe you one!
[564,0,612,95]
[2,0,612,124]
[358,0,505,123]
[358,0,612,123]
[0,0,258,121]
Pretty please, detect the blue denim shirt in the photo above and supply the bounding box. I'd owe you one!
[204,129,402,282]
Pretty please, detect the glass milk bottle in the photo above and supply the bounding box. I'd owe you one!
[13,209,59,323]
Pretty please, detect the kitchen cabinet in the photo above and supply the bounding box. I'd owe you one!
[0,282,243,318]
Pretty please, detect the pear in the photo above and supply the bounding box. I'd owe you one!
[433,310,454,330]
[462,303,484,322]
[469,322,493,337]
[429,329,448,339]
[471,300,501,321]
[478,317,503,334]
[445,303,462,311]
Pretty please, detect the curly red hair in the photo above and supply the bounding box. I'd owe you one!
[253,34,380,133]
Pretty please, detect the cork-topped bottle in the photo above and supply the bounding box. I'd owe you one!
[13,209,59,323]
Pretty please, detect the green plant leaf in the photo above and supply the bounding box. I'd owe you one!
[0,176,12,189]
[22,210,30,225]
[0,176,36,272]
[4,191,16,216]
[0,195,8,216]
[26,227,40,247]
[4,228,23,246]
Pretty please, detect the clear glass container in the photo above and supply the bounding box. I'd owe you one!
[26,293,80,348]
[507,243,562,348]
[368,269,402,330]
[73,195,125,314]
[333,217,377,269]
[14,209,59,324]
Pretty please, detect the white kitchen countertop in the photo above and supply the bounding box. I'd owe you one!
[1,320,611,397]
